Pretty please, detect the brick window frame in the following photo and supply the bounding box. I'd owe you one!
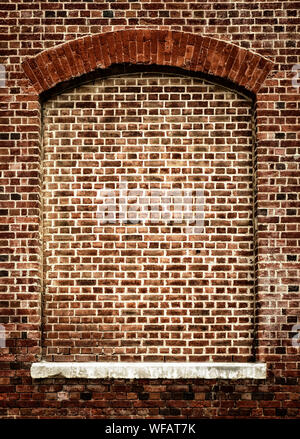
[21,29,274,379]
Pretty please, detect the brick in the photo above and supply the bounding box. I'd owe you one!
[91,34,104,68]
[98,33,112,68]
[68,39,86,76]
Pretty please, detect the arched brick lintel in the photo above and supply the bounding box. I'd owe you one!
[22,29,274,96]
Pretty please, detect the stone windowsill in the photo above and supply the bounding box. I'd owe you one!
[31,362,266,380]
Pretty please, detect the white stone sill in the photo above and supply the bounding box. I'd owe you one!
[31,362,266,380]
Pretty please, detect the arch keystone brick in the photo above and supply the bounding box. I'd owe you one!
[22,29,274,96]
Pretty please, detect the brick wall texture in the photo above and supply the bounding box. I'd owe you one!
[1,0,300,419]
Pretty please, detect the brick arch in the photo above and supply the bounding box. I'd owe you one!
[22,29,273,96]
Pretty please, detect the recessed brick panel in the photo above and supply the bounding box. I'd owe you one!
[43,73,254,362]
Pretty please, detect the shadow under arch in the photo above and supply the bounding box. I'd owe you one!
[39,63,256,104]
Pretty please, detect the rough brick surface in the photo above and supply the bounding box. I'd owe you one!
[1,0,299,419]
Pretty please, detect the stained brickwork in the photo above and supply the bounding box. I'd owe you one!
[0,0,299,419]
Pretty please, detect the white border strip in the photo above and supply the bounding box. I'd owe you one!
[31,362,266,380]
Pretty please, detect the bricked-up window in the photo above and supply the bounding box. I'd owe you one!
[42,72,255,362]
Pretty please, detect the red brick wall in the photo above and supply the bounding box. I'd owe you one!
[1,0,299,419]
